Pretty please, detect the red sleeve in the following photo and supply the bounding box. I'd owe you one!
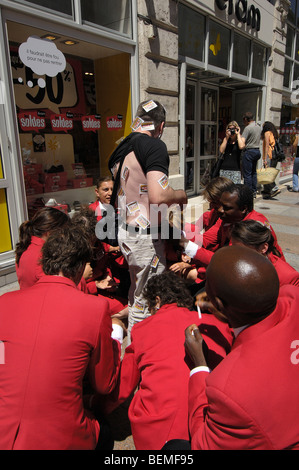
[202,218,222,250]
[189,373,271,450]
[103,340,140,415]
[88,303,121,395]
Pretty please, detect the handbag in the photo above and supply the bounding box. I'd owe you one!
[256,167,279,185]
[273,141,285,162]
[210,153,225,179]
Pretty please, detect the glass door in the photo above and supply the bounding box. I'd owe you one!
[198,83,219,192]
[184,81,219,195]
[185,82,196,195]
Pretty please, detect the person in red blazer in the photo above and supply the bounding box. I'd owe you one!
[231,220,299,288]
[181,183,284,271]
[102,271,233,450]
[15,206,69,289]
[184,176,232,245]
[185,245,299,450]
[0,226,124,450]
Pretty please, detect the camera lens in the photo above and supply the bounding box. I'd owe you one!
[230,128,235,135]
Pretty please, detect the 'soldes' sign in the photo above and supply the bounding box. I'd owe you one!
[215,0,261,32]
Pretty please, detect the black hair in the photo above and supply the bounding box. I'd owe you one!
[224,183,254,213]
[143,271,194,311]
[261,121,279,141]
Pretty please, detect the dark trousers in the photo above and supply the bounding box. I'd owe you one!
[242,148,261,192]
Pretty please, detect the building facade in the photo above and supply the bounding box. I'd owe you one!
[0,0,293,286]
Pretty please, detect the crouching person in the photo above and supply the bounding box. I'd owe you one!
[0,226,124,450]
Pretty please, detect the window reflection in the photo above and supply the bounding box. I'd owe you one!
[208,21,230,70]
[201,88,217,122]
[81,0,132,37]
[252,43,266,81]
[178,4,205,62]
[233,34,250,76]
[21,0,72,16]
[185,124,194,158]
[200,125,216,156]
[185,161,194,192]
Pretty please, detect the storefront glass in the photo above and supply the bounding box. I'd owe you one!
[286,26,294,58]
[252,43,266,81]
[208,21,230,71]
[8,21,132,216]
[0,152,12,254]
[178,4,205,63]
[81,0,132,37]
[233,33,250,77]
[16,0,73,16]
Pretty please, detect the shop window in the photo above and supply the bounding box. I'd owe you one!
[0,189,12,254]
[178,4,205,62]
[232,33,250,76]
[251,43,266,81]
[293,62,299,82]
[288,0,297,24]
[286,26,294,58]
[81,0,132,37]
[0,153,12,253]
[208,21,230,71]
[8,22,132,215]
[295,33,299,63]
[284,59,292,88]
[18,0,73,16]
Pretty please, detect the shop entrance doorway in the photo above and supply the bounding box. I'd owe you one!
[183,70,264,196]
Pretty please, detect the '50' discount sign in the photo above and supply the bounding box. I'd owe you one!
[11,36,78,114]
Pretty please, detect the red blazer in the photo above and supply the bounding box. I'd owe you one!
[103,304,233,450]
[268,253,299,288]
[0,275,121,450]
[192,210,285,267]
[184,208,219,245]
[188,285,299,450]
[16,236,45,289]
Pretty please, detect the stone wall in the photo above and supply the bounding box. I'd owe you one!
[265,0,290,126]
[136,0,183,188]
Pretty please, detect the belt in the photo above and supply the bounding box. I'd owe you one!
[121,222,161,235]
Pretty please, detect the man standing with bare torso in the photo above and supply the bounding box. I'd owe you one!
[108,100,187,340]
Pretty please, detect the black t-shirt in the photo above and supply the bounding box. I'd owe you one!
[221,140,241,171]
[109,132,169,176]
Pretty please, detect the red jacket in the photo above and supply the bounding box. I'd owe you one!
[268,253,299,287]
[0,275,121,449]
[103,304,233,450]
[188,285,299,450]
[15,236,45,289]
[192,210,285,267]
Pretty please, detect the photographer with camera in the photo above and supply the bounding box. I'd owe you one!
[218,121,245,184]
